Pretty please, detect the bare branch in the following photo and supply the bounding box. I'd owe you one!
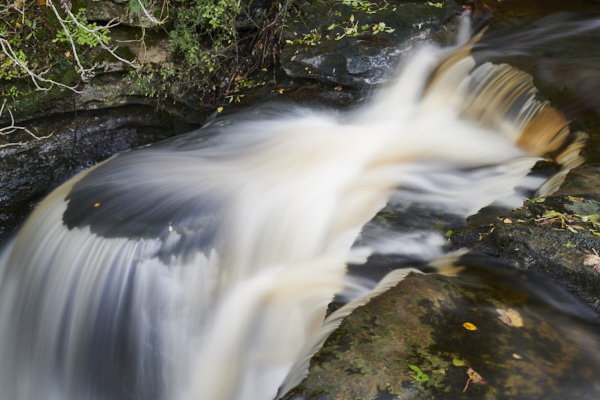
[0,38,82,92]
[134,0,169,25]
[0,100,54,148]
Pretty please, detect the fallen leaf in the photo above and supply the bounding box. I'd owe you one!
[583,253,600,267]
[497,308,523,327]
[527,197,545,204]
[452,359,465,366]
[463,367,487,392]
[462,322,477,331]
[409,365,429,383]
[468,367,487,385]
[585,249,600,275]
[503,218,512,224]
[512,353,522,359]
[536,217,558,226]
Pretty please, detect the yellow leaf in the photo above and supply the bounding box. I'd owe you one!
[462,322,477,331]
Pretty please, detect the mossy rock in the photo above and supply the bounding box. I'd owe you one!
[283,269,600,399]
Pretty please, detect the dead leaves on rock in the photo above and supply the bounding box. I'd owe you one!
[535,210,600,235]
[497,308,524,328]
[583,249,600,275]
[463,367,487,392]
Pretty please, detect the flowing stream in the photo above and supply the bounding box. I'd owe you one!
[0,14,597,400]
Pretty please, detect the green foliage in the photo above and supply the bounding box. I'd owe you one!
[409,365,430,383]
[0,1,113,97]
[0,49,28,81]
[169,0,241,70]
[426,1,444,8]
[129,0,145,14]
[127,62,179,98]
[131,0,285,105]
[1,0,289,109]
[286,29,322,46]
[53,9,110,48]
[340,0,392,14]
[328,16,394,40]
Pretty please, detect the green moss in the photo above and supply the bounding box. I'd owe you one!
[286,272,600,399]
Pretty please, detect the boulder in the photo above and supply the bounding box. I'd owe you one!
[280,0,464,89]
[283,268,600,399]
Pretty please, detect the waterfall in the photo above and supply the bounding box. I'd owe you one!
[0,29,577,400]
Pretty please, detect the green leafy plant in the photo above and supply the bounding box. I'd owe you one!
[53,9,110,48]
[409,365,430,383]
[286,29,322,46]
[341,0,392,14]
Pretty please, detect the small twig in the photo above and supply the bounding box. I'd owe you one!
[0,99,54,146]
[278,0,290,44]
[134,0,169,25]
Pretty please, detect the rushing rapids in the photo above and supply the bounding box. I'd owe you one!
[0,14,596,400]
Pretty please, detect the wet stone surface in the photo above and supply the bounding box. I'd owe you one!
[450,190,600,312]
[0,106,194,244]
[280,0,464,89]
[283,270,600,400]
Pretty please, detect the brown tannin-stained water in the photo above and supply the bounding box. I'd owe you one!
[1,10,599,400]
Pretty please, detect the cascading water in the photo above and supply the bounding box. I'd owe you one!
[0,15,593,400]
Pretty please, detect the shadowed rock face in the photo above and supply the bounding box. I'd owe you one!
[282,267,600,400]
[0,106,192,244]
